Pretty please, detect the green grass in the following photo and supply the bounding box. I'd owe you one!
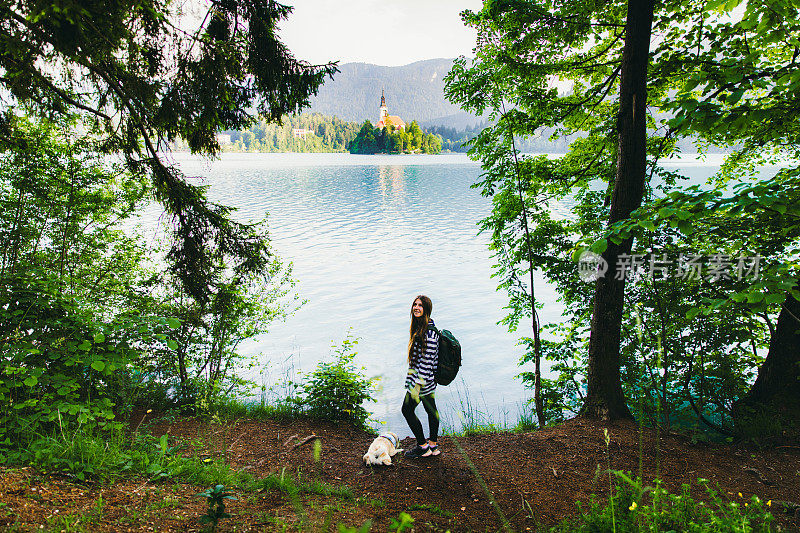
[512,405,539,433]
[208,396,303,422]
[8,426,172,482]
[163,455,258,488]
[441,383,539,436]
[357,496,386,508]
[549,472,776,532]
[43,497,105,533]
[257,467,354,500]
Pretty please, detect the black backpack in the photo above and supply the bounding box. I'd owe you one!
[429,326,461,386]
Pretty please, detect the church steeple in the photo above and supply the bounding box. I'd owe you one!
[379,89,388,123]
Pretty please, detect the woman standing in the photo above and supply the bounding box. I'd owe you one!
[402,295,442,458]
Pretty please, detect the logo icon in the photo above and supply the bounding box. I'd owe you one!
[577,250,608,282]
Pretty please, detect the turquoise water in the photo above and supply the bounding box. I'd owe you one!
[140,152,735,435]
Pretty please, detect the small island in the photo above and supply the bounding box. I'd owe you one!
[349,91,442,154]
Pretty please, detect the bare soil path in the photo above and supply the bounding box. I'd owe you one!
[2,417,799,531]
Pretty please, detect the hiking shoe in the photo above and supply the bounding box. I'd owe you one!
[404,445,429,459]
[426,445,440,456]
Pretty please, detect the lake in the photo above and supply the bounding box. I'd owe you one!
[143,152,732,436]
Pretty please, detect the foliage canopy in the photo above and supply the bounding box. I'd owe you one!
[445,0,800,432]
[0,116,297,453]
[0,0,336,304]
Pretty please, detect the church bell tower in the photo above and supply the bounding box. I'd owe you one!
[379,90,388,122]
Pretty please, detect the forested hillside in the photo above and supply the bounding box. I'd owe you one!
[219,114,361,152]
[307,59,483,127]
[216,113,454,153]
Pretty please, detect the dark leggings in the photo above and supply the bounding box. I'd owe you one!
[401,391,439,446]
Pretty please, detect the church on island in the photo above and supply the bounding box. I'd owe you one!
[349,92,440,154]
[376,90,405,131]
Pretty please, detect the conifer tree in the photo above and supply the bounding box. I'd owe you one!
[0,0,337,304]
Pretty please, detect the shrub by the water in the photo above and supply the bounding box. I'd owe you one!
[296,333,376,430]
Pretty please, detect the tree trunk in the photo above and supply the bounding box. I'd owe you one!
[580,0,654,420]
[732,286,800,429]
[506,105,547,428]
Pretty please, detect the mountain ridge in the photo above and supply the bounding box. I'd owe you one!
[307,58,482,129]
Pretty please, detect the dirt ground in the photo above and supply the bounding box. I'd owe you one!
[2,416,799,532]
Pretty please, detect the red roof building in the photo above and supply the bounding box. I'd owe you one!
[376,90,405,130]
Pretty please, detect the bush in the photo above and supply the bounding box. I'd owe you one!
[296,333,376,429]
[551,471,774,532]
[0,275,178,449]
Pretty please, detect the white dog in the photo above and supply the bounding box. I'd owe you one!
[363,432,403,466]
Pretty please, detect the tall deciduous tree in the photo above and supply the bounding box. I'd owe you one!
[446,0,648,423]
[582,0,653,420]
[447,0,799,430]
[734,290,800,424]
[0,0,336,304]
[0,116,156,441]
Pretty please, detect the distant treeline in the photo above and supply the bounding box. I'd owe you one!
[426,121,490,152]
[213,113,450,154]
[349,121,442,154]
[428,121,577,153]
[219,113,361,153]
[176,112,728,156]
[428,121,581,153]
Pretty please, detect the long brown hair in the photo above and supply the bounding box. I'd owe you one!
[408,295,432,363]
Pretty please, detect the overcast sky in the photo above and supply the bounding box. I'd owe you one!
[279,0,484,67]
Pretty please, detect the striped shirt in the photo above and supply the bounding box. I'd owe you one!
[405,318,440,397]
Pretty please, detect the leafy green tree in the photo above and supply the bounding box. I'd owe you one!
[407,121,424,151]
[1,113,299,452]
[594,0,800,430]
[376,127,388,153]
[423,133,442,155]
[0,116,156,443]
[147,237,300,408]
[242,131,256,150]
[296,333,376,430]
[650,0,800,429]
[388,131,404,153]
[0,0,336,305]
[606,175,800,432]
[399,128,410,152]
[576,0,653,420]
[350,121,379,154]
[446,0,798,429]
[0,116,152,309]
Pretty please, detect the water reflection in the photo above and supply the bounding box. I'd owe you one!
[378,165,407,208]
